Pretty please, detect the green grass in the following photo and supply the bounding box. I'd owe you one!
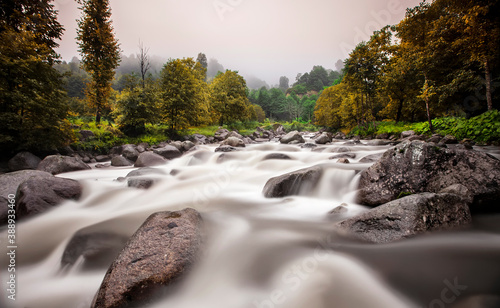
[348,110,500,144]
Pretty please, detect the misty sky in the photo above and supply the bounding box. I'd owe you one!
[53,0,421,85]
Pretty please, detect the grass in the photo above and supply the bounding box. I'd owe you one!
[348,110,500,144]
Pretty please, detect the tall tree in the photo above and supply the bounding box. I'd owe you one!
[0,0,70,154]
[76,0,121,124]
[160,58,209,131]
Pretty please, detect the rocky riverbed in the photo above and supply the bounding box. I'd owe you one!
[1,129,500,308]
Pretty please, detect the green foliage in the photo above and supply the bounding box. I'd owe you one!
[160,58,209,131]
[0,0,72,155]
[210,70,251,126]
[113,83,159,136]
[397,191,413,199]
[347,110,500,143]
[76,0,121,123]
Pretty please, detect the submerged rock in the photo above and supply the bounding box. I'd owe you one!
[262,153,292,161]
[61,230,129,270]
[357,141,500,213]
[339,193,471,243]
[37,155,91,175]
[91,208,203,308]
[263,166,323,198]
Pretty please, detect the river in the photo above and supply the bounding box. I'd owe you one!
[2,137,500,308]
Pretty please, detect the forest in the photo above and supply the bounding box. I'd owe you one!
[0,0,499,158]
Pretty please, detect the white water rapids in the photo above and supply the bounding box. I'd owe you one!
[2,138,500,308]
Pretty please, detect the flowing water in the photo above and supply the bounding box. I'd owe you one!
[2,137,500,308]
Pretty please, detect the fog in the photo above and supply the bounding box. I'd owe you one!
[54,0,421,85]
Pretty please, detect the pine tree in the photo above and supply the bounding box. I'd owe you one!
[76,0,120,124]
[0,0,70,155]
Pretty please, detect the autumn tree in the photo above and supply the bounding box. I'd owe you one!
[0,0,70,154]
[210,70,251,125]
[76,0,121,124]
[160,58,209,131]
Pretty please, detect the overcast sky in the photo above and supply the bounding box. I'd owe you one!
[54,0,421,85]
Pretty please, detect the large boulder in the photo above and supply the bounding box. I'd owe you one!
[263,166,323,198]
[16,176,82,220]
[91,208,203,308]
[356,141,500,213]
[314,132,332,145]
[0,170,53,224]
[37,155,91,175]
[280,131,305,144]
[122,144,140,162]
[110,156,133,167]
[221,136,245,147]
[153,145,182,160]
[8,151,41,171]
[134,152,167,167]
[339,193,472,244]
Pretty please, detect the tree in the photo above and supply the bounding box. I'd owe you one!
[438,0,499,111]
[279,76,289,93]
[210,70,251,125]
[114,83,159,136]
[314,84,345,128]
[196,53,208,69]
[137,40,151,88]
[160,58,209,131]
[76,0,121,124]
[0,0,71,154]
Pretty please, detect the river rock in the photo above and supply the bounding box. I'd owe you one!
[111,156,133,167]
[16,176,82,220]
[314,132,332,145]
[122,144,139,162]
[280,131,305,144]
[359,153,383,163]
[134,152,167,167]
[37,155,91,175]
[95,155,110,162]
[263,166,323,198]
[61,230,129,270]
[215,145,239,152]
[401,130,415,139]
[337,158,350,164]
[440,134,458,144]
[339,193,472,244]
[0,170,53,224]
[153,145,182,160]
[356,140,500,213]
[221,136,245,147]
[263,153,292,160]
[91,208,203,308]
[330,153,356,160]
[181,140,195,151]
[8,151,41,171]
[125,167,166,189]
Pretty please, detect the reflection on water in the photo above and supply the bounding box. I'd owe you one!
[1,140,499,308]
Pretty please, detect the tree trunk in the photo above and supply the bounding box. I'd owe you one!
[396,99,403,123]
[485,59,493,111]
[96,108,101,124]
[425,96,433,132]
